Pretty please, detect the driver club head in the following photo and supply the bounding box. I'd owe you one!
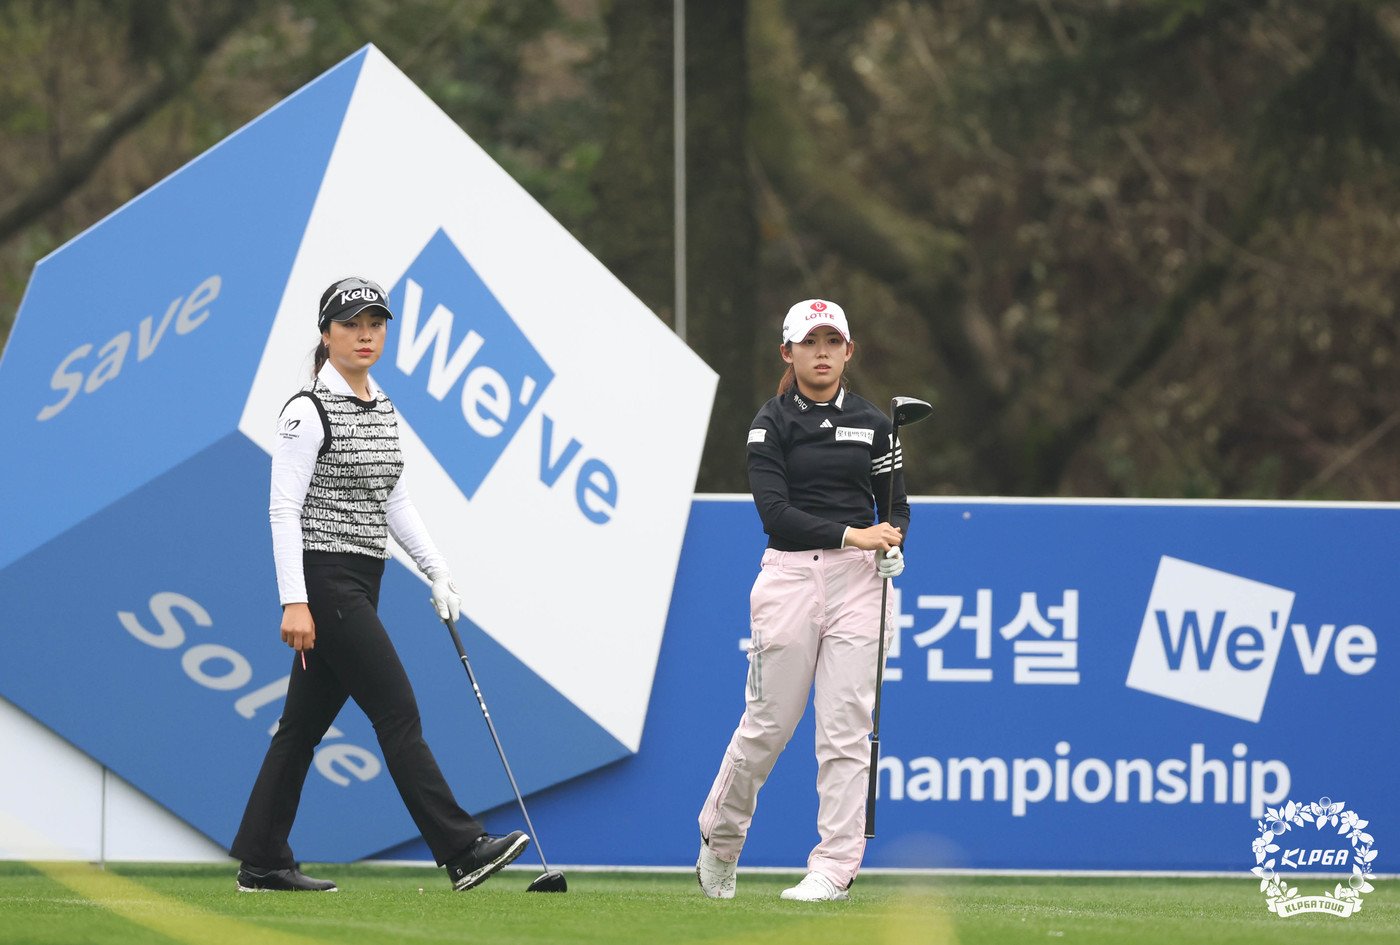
[891,396,933,428]
[527,870,568,893]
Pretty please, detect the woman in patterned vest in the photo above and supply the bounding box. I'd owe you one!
[230,277,528,893]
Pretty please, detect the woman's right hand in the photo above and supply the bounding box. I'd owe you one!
[281,602,316,652]
[845,523,903,552]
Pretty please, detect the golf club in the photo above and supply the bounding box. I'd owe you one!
[441,615,567,892]
[865,396,932,838]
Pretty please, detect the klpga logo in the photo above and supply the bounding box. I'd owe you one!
[1125,557,1378,722]
[386,229,553,500]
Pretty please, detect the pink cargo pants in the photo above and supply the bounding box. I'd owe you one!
[698,545,890,889]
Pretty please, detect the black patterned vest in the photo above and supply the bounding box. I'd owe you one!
[298,380,404,558]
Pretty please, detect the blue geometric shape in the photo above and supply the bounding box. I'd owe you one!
[0,49,368,571]
[0,47,655,862]
[0,44,707,863]
[0,433,627,860]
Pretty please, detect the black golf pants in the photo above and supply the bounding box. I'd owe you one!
[231,551,483,868]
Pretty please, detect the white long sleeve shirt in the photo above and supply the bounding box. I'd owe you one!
[269,363,447,604]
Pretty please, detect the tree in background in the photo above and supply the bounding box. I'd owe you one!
[2,0,1399,499]
[743,0,1400,498]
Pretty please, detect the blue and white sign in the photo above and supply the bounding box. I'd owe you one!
[0,46,715,860]
[385,228,555,500]
[405,497,1396,872]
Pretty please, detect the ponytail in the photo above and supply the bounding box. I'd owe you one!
[777,364,796,396]
[311,341,328,380]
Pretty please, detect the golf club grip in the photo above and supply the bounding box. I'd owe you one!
[443,616,471,662]
[865,737,879,838]
[888,422,900,526]
[872,578,890,732]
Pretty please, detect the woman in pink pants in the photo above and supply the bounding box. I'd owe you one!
[696,299,910,902]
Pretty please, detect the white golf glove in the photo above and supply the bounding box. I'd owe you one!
[429,572,462,621]
[876,546,905,579]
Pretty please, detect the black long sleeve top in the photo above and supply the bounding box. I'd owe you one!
[747,386,911,552]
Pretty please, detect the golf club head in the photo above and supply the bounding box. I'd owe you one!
[891,396,933,428]
[527,870,568,892]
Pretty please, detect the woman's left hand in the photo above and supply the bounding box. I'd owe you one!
[876,546,905,579]
[429,573,461,621]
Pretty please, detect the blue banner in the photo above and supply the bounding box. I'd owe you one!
[395,497,1395,872]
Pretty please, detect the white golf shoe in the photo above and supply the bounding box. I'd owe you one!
[696,842,737,899]
[780,871,848,901]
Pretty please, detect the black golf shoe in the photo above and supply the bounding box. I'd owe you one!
[446,831,530,891]
[236,864,338,892]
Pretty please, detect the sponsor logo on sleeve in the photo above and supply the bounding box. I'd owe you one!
[748,428,767,444]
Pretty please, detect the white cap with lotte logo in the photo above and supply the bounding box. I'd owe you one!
[782,298,851,344]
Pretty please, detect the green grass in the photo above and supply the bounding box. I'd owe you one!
[0,861,1392,945]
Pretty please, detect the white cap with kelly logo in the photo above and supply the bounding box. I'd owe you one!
[782,299,851,344]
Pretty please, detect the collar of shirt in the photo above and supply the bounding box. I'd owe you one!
[787,386,847,413]
[317,361,383,399]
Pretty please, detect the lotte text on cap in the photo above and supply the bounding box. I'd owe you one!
[782,299,851,344]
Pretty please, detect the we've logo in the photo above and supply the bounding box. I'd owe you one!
[1125,557,1295,722]
[387,229,554,500]
[385,229,619,524]
[1125,557,1381,722]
